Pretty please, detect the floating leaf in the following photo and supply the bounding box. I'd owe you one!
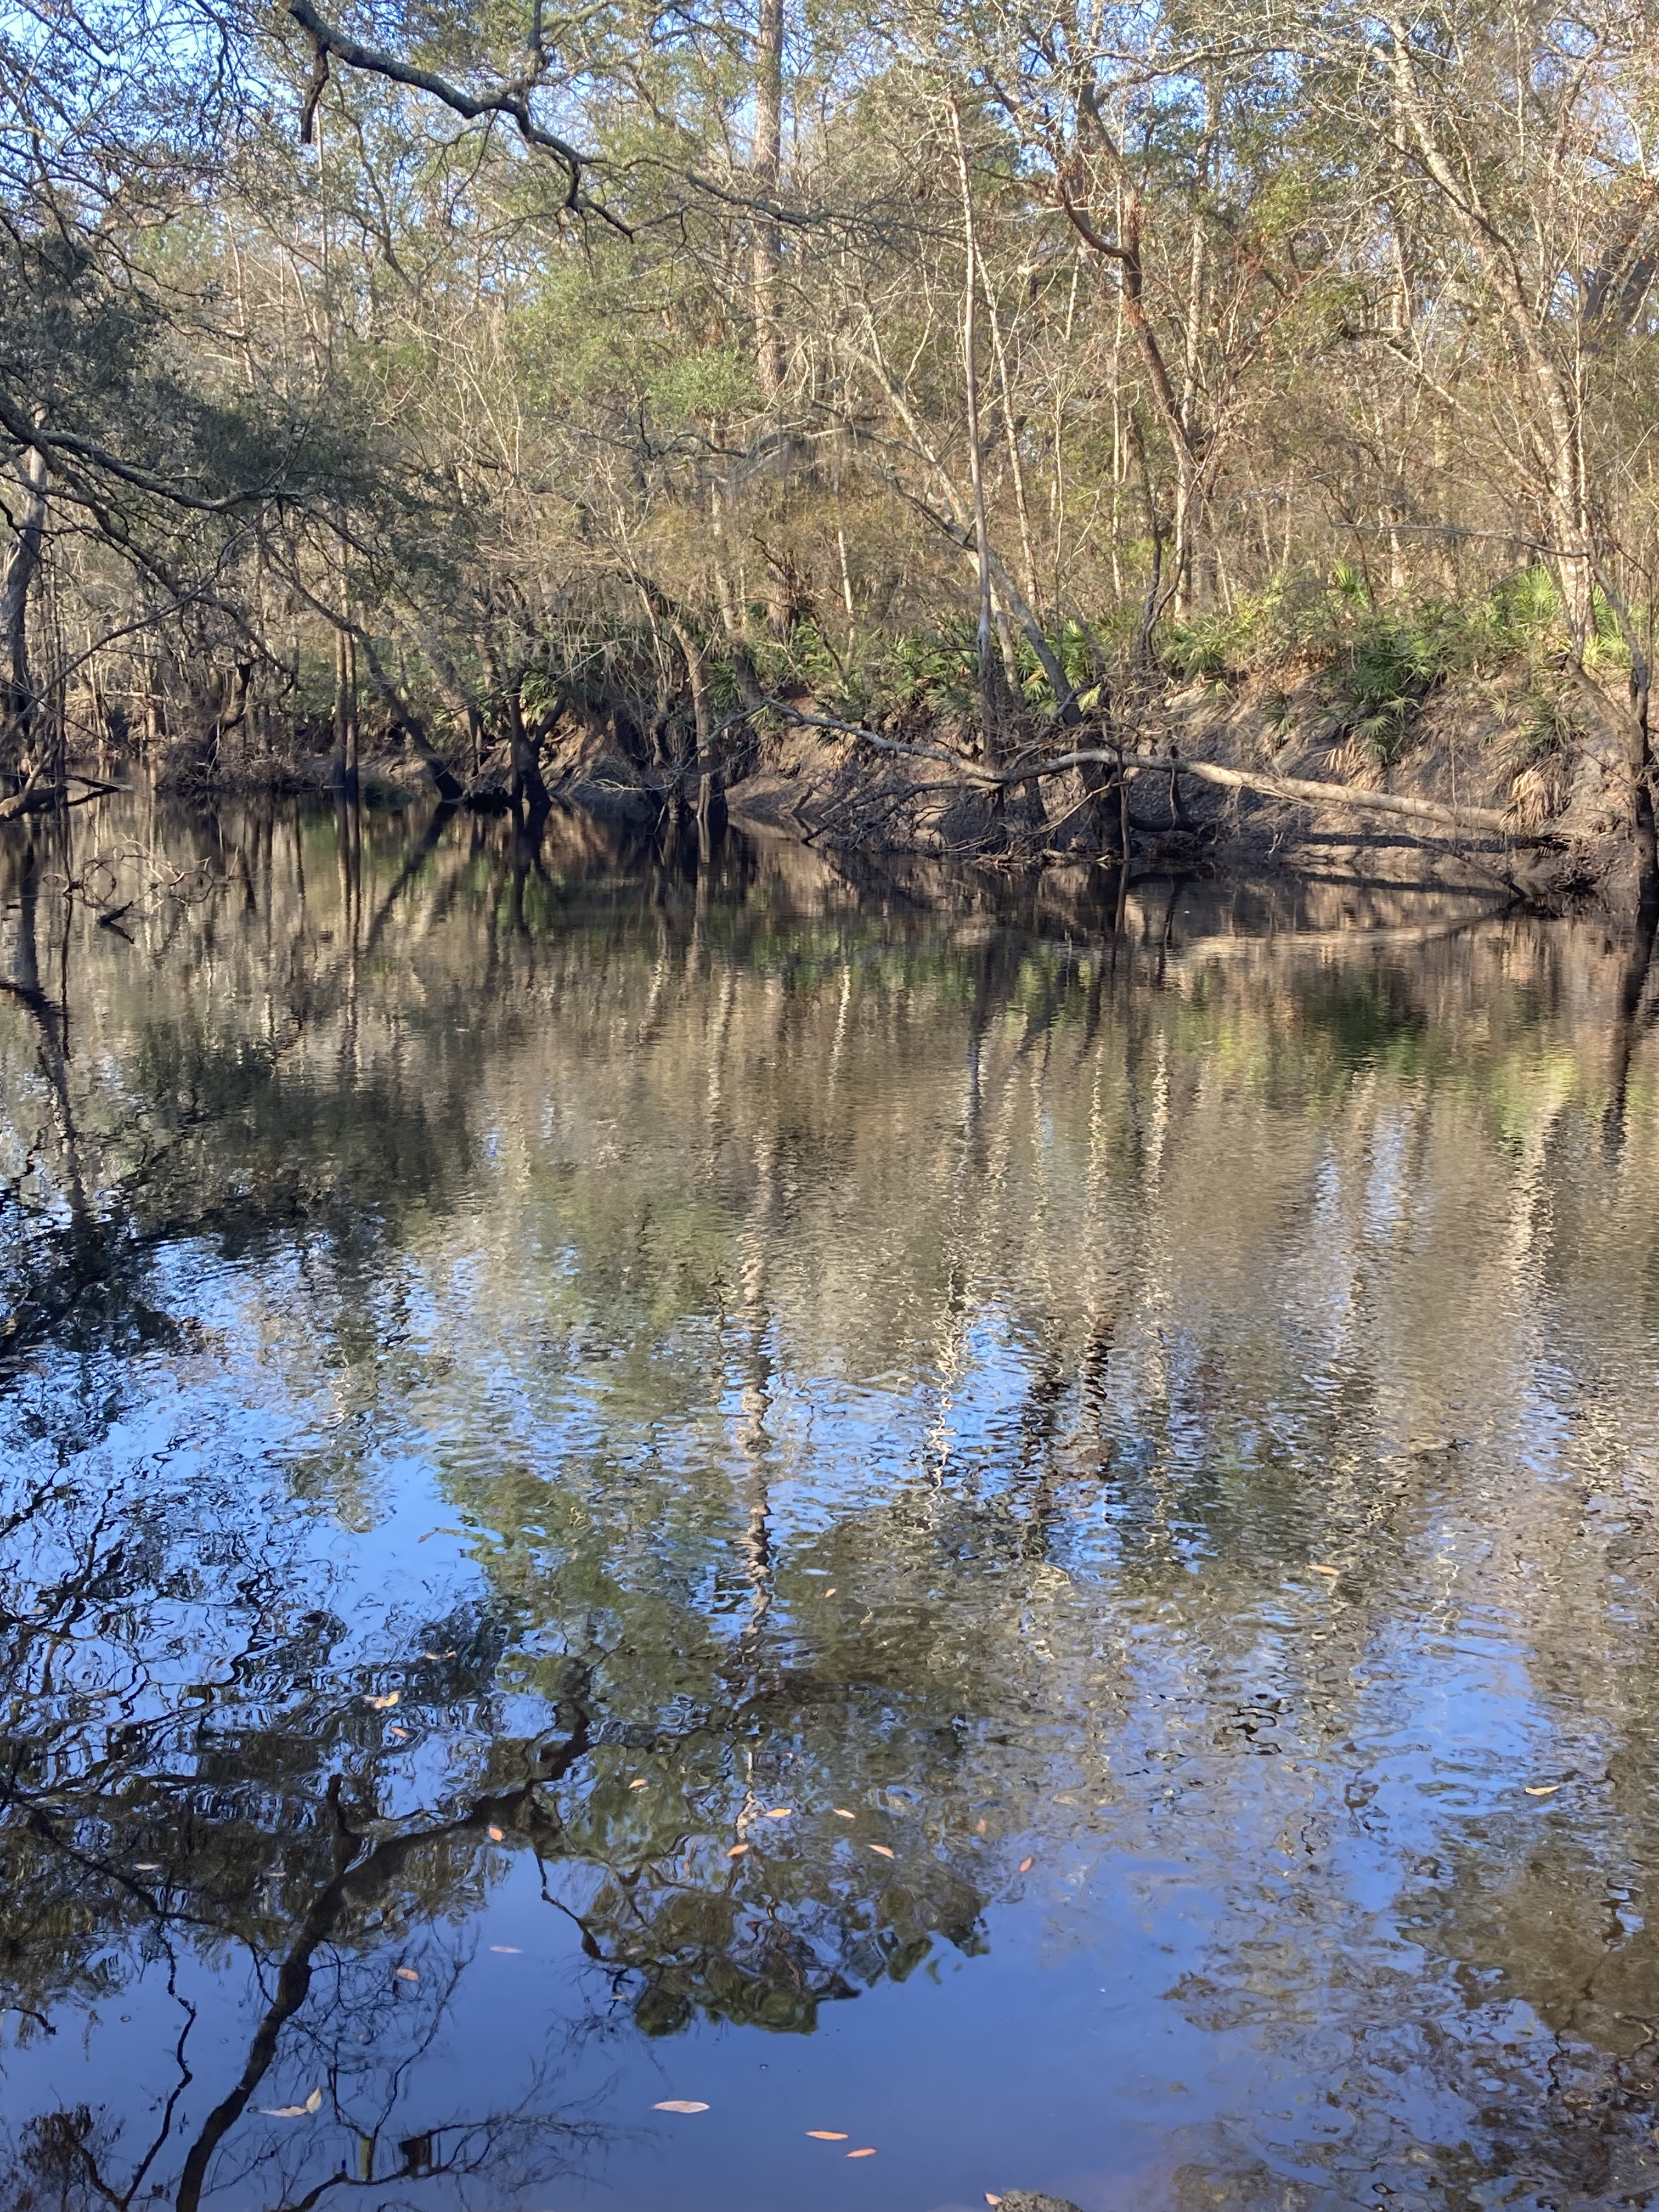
[134,1863,162,1871]
[387,1728,407,1740]
[395,1967,419,1982]
[1311,1564,1340,1577]
[1018,1857,1034,1872]
[986,2197,1003,2207]
[975,1819,986,1835]
[261,2091,321,2118]
[833,1808,855,1819]
[365,1691,399,1711]
[419,1648,456,1660]
[727,1842,749,1857]
[806,2130,849,2140]
[489,1944,522,1954]
[487,1825,504,1841]
[1525,1783,1562,1797]
[653,2101,709,2114]
[629,1778,648,1789]
[765,1808,792,1818]
[847,2147,877,2158]
[825,1588,837,1596]
[869,1844,895,1859]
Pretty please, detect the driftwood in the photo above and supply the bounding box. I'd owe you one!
[775,707,1548,845]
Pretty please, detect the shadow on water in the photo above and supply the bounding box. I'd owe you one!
[4,793,1659,2209]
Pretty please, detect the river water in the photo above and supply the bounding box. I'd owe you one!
[4,795,1659,2212]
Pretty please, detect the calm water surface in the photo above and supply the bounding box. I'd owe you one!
[5,798,1659,2212]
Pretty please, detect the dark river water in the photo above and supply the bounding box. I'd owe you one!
[5,795,1659,2212]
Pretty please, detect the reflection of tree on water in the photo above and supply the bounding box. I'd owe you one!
[10,798,1659,2208]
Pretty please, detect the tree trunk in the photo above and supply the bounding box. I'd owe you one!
[505,683,550,815]
[0,438,48,776]
[752,0,785,405]
[950,98,1002,774]
[330,625,359,796]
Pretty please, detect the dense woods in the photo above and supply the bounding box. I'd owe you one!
[4,0,1659,894]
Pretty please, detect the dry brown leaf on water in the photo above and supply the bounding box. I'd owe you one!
[1019,1857,1034,1872]
[489,1945,522,1953]
[847,2147,877,2158]
[395,1967,419,1982]
[629,1778,648,1789]
[487,1825,504,1841]
[806,2131,849,2140]
[419,1648,456,1660]
[1525,1784,1562,1796]
[653,2100,709,2114]
[727,1842,749,1857]
[766,1808,792,1818]
[364,1691,399,1711]
[833,1808,855,1819]
[134,1863,162,1871]
[869,1844,895,1859]
[1311,1565,1340,1577]
[986,2197,1002,2207]
[975,1819,986,1835]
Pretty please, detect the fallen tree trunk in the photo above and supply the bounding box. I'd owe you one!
[774,707,1548,844]
[0,772,126,824]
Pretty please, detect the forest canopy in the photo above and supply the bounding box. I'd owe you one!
[3,0,1659,881]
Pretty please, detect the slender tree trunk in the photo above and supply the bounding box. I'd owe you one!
[1,438,49,776]
[752,0,785,406]
[330,626,358,797]
[949,98,1002,772]
[670,618,721,853]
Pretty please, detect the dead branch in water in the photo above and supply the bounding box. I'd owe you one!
[771,706,1551,846]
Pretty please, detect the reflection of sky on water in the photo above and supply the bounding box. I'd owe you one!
[4,800,1659,2207]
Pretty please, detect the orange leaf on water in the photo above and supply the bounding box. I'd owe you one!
[487,1825,504,1841]
[766,1808,792,1818]
[1311,1564,1340,1577]
[727,1842,749,1857]
[806,2130,849,2140]
[833,1808,855,1819]
[364,1691,399,1711]
[986,2197,1003,2207]
[975,1819,986,1835]
[847,2147,877,2158]
[629,1778,648,1789]
[1019,1857,1034,1872]
[869,1844,895,1859]
[1525,1783,1562,1796]
[395,1967,419,1982]
[653,2101,709,2114]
